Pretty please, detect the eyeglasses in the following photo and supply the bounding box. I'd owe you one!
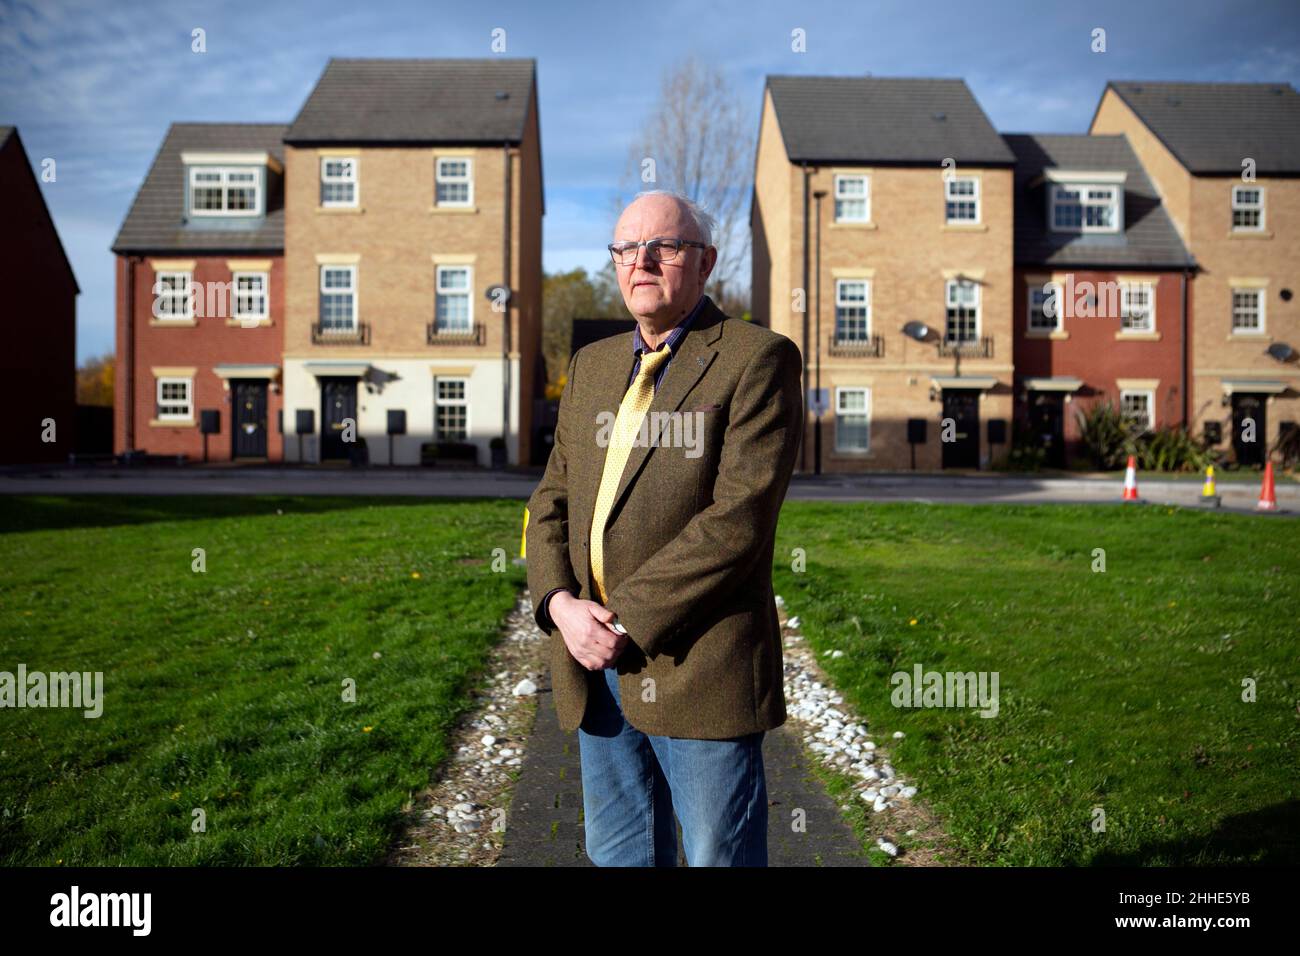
[608,237,707,266]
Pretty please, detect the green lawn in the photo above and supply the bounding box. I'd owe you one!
[773,501,1300,865]
[2,496,1295,867]
[0,496,526,865]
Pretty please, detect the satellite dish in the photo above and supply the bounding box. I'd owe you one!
[902,321,932,342]
[1266,342,1295,363]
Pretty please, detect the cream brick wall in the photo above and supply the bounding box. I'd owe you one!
[1092,90,1300,455]
[284,130,542,464]
[753,111,1016,471]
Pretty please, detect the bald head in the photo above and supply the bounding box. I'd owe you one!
[612,191,717,334]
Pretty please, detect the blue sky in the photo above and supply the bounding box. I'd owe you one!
[2,0,1298,363]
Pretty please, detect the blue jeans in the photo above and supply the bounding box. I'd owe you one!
[577,665,768,866]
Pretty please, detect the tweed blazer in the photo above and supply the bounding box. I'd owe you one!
[525,295,804,739]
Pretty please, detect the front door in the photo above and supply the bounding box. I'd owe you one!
[320,377,358,461]
[942,389,980,469]
[1232,392,1267,466]
[232,380,268,459]
[1028,391,1065,468]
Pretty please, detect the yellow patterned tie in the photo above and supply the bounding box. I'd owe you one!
[589,346,674,603]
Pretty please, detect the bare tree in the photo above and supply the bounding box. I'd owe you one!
[614,54,753,316]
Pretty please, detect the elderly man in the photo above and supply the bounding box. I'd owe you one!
[525,189,803,866]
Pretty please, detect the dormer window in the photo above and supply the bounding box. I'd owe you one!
[1050,183,1120,232]
[189,166,261,216]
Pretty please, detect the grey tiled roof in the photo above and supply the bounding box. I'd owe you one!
[285,58,535,143]
[1004,133,1194,270]
[111,123,286,254]
[766,76,1015,164]
[1099,81,1300,174]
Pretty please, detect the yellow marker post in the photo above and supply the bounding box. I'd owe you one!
[1201,465,1216,497]
[520,506,529,559]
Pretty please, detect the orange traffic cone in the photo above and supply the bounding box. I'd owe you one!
[1257,461,1278,512]
[1122,455,1141,501]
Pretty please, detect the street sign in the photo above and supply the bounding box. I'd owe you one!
[807,387,829,416]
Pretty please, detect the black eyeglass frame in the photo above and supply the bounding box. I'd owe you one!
[608,237,708,265]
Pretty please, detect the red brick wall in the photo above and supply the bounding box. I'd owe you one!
[1014,268,1189,459]
[0,133,78,465]
[114,254,285,461]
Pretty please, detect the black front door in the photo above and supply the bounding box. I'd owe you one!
[320,377,358,461]
[1028,391,1065,468]
[1232,392,1267,466]
[232,380,268,459]
[942,389,980,468]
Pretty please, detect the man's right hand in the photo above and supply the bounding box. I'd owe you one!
[550,591,628,670]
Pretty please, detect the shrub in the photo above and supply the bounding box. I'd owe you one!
[1137,425,1213,473]
[1075,400,1139,470]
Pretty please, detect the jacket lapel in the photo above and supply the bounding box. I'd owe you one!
[582,295,728,535]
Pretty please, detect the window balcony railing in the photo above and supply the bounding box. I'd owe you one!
[312,322,370,345]
[828,334,884,358]
[937,336,994,358]
[427,321,486,346]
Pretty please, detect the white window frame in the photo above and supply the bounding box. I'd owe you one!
[834,278,871,342]
[944,278,981,343]
[152,270,194,320]
[188,166,262,217]
[319,265,357,330]
[1231,185,1264,232]
[1050,182,1120,233]
[435,157,474,207]
[433,376,471,441]
[156,376,193,421]
[834,386,871,453]
[1119,388,1155,433]
[435,265,474,332]
[232,271,269,321]
[1230,287,1266,334]
[1118,281,1156,333]
[1027,281,1062,332]
[320,157,359,208]
[833,174,870,223]
[945,175,980,224]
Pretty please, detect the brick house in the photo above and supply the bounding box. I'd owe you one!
[1,127,79,465]
[112,123,286,461]
[1090,82,1300,466]
[752,76,1016,472]
[281,58,544,466]
[1004,133,1195,466]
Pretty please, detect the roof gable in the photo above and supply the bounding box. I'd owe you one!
[765,75,1014,165]
[284,57,535,144]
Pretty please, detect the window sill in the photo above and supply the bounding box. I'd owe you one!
[1115,331,1161,341]
[318,205,364,214]
[830,449,873,458]
[1025,329,1068,339]
[1227,332,1268,340]
[228,318,272,327]
[150,318,197,327]
[149,418,196,428]
[429,205,479,214]
[1227,229,1272,239]
[942,222,987,232]
[829,220,876,230]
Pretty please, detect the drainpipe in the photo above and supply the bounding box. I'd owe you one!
[1180,268,1190,428]
[800,162,810,472]
[813,189,826,475]
[124,254,138,455]
[502,141,512,464]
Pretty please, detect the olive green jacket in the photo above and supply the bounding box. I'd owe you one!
[525,295,804,739]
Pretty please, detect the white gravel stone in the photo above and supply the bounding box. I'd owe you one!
[512,678,538,696]
[480,734,496,748]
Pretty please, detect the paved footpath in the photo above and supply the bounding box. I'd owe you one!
[4,464,1294,514]
[495,662,870,867]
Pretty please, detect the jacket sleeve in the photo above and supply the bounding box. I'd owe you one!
[525,351,583,635]
[605,335,803,659]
